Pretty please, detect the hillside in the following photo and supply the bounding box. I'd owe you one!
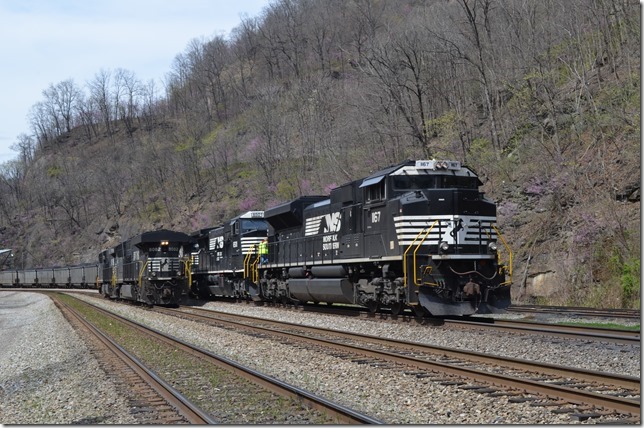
[0,0,639,308]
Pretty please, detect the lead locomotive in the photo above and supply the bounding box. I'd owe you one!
[192,160,512,316]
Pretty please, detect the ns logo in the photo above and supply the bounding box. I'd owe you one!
[305,212,342,236]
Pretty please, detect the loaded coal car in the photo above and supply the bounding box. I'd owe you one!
[255,159,512,316]
[0,270,19,287]
[190,211,268,299]
[19,269,41,288]
[100,229,194,306]
[68,264,99,289]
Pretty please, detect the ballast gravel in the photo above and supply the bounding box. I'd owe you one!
[0,291,137,424]
[0,290,639,424]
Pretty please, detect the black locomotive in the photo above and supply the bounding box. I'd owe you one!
[191,159,512,316]
[99,229,194,306]
[190,211,268,299]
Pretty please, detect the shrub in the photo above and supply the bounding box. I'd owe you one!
[620,257,640,308]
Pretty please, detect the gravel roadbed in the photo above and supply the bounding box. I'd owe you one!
[0,290,639,424]
[0,291,137,424]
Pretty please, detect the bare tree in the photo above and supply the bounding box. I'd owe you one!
[87,69,114,137]
[114,68,142,135]
[42,79,82,134]
[201,36,232,121]
[345,0,387,62]
[140,79,161,128]
[74,92,99,142]
[428,0,505,160]
[249,85,292,187]
[28,102,54,147]
[358,23,436,158]
[11,134,35,168]
[230,16,261,100]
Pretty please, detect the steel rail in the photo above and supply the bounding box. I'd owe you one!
[175,306,640,390]
[163,306,640,417]
[74,297,383,424]
[445,318,640,345]
[509,305,641,319]
[51,296,216,424]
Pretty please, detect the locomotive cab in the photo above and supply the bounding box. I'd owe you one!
[387,160,512,315]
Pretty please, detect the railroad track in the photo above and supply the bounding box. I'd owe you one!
[157,305,640,422]
[28,289,643,349]
[50,294,215,424]
[57,293,382,424]
[196,297,641,322]
[508,305,641,320]
[443,318,640,345]
[273,300,640,344]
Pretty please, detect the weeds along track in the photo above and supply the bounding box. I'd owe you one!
[51,293,215,424]
[51,293,382,424]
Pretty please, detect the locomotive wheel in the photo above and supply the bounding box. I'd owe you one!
[412,305,427,318]
[366,301,379,314]
[390,302,403,316]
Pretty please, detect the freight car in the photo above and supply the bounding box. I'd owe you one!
[0,265,99,289]
[0,269,19,287]
[192,159,512,316]
[99,229,194,306]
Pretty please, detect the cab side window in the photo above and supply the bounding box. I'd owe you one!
[365,181,385,203]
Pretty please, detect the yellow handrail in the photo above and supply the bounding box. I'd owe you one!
[243,251,252,278]
[492,225,513,286]
[251,256,260,283]
[138,261,148,287]
[412,222,439,286]
[403,220,438,287]
[244,244,260,279]
[183,257,192,290]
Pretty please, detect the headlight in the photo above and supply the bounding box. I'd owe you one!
[439,241,449,252]
[488,242,498,253]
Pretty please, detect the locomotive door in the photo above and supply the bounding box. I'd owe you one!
[363,203,387,258]
[360,175,388,258]
[340,205,361,258]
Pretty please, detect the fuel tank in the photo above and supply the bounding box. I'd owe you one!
[288,278,354,304]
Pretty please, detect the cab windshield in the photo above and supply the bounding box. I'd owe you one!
[241,219,268,233]
[147,245,180,257]
[392,175,478,190]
